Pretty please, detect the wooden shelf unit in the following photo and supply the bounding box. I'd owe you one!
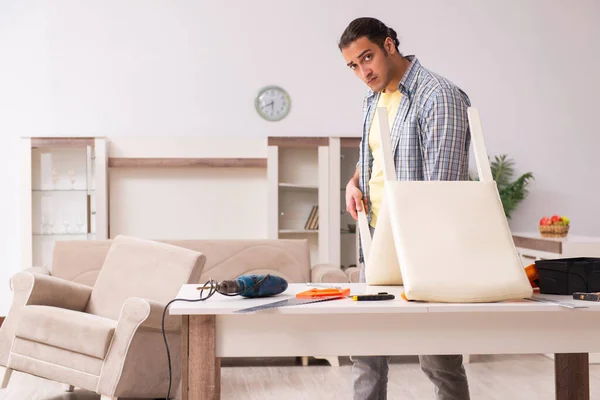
[268,136,361,268]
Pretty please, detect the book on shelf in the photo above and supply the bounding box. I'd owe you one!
[304,205,319,230]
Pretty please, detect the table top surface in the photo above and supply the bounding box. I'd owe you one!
[169,283,600,315]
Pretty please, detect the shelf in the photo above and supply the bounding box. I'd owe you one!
[279,229,319,234]
[279,183,318,190]
[108,157,267,168]
[33,233,93,237]
[268,137,329,148]
[31,137,95,149]
[32,189,93,193]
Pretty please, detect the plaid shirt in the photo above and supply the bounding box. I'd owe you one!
[357,55,472,260]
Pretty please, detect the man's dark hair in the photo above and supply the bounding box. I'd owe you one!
[338,17,401,55]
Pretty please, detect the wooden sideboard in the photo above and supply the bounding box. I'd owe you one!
[512,231,600,265]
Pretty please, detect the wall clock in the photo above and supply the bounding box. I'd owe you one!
[255,85,291,121]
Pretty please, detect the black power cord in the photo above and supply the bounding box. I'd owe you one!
[161,274,271,399]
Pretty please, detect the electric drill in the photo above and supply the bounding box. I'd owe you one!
[217,274,288,298]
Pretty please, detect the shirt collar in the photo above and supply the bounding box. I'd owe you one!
[366,55,421,101]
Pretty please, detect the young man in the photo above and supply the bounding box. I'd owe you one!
[339,17,472,400]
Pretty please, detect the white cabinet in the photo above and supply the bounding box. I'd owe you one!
[267,136,360,268]
[267,137,330,266]
[21,137,108,270]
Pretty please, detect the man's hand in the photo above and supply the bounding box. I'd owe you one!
[345,181,367,220]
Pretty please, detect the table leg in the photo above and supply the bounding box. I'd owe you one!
[555,353,589,400]
[188,315,221,400]
[182,316,189,400]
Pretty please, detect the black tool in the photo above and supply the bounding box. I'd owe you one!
[351,292,395,301]
[573,292,600,302]
[196,274,288,298]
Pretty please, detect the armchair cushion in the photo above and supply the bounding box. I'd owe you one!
[11,337,104,375]
[16,306,117,359]
[85,235,205,321]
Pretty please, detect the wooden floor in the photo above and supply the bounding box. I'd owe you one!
[1,354,600,399]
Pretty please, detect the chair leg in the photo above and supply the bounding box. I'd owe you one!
[1,367,12,389]
[64,384,74,392]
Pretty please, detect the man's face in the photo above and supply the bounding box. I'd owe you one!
[342,36,393,92]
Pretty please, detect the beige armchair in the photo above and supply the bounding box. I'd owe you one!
[0,235,205,400]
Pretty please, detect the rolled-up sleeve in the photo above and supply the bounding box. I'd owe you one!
[420,88,471,181]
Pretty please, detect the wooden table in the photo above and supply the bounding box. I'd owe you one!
[170,283,600,400]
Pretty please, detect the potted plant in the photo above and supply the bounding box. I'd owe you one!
[472,154,534,219]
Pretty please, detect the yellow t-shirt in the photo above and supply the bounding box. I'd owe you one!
[368,89,402,227]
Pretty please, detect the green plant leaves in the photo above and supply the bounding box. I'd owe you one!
[471,154,534,219]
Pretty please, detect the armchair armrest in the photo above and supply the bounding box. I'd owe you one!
[140,298,180,333]
[97,297,180,397]
[97,297,151,397]
[11,271,92,311]
[344,266,361,283]
[22,266,51,276]
[9,267,50,291]
[311,263,350,283]
[1,272,93,367]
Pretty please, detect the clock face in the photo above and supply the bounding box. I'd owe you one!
[255,86,291,121]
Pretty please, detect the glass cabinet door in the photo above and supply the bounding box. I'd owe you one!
[24,137,107,270]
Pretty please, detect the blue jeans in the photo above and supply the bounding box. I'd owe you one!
[351,226,470,400]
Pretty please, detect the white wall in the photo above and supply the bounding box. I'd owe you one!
[107,136,269,240]
[1,0,599,314]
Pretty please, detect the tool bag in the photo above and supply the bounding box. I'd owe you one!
[358,107,532,302]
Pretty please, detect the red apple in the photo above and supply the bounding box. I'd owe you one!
[550,215,562,224]
[540,217,551,226]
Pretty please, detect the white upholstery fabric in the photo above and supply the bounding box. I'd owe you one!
[365,106,532,302]
[360,199,403,286]
[385,180,532,302]
[16,306,116,359]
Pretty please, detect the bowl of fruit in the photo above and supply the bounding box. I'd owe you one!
[539,215,570,238]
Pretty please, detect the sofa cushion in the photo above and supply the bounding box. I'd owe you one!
[16,305,117,359]
[48,238,310,288]
[165,239,311,283]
